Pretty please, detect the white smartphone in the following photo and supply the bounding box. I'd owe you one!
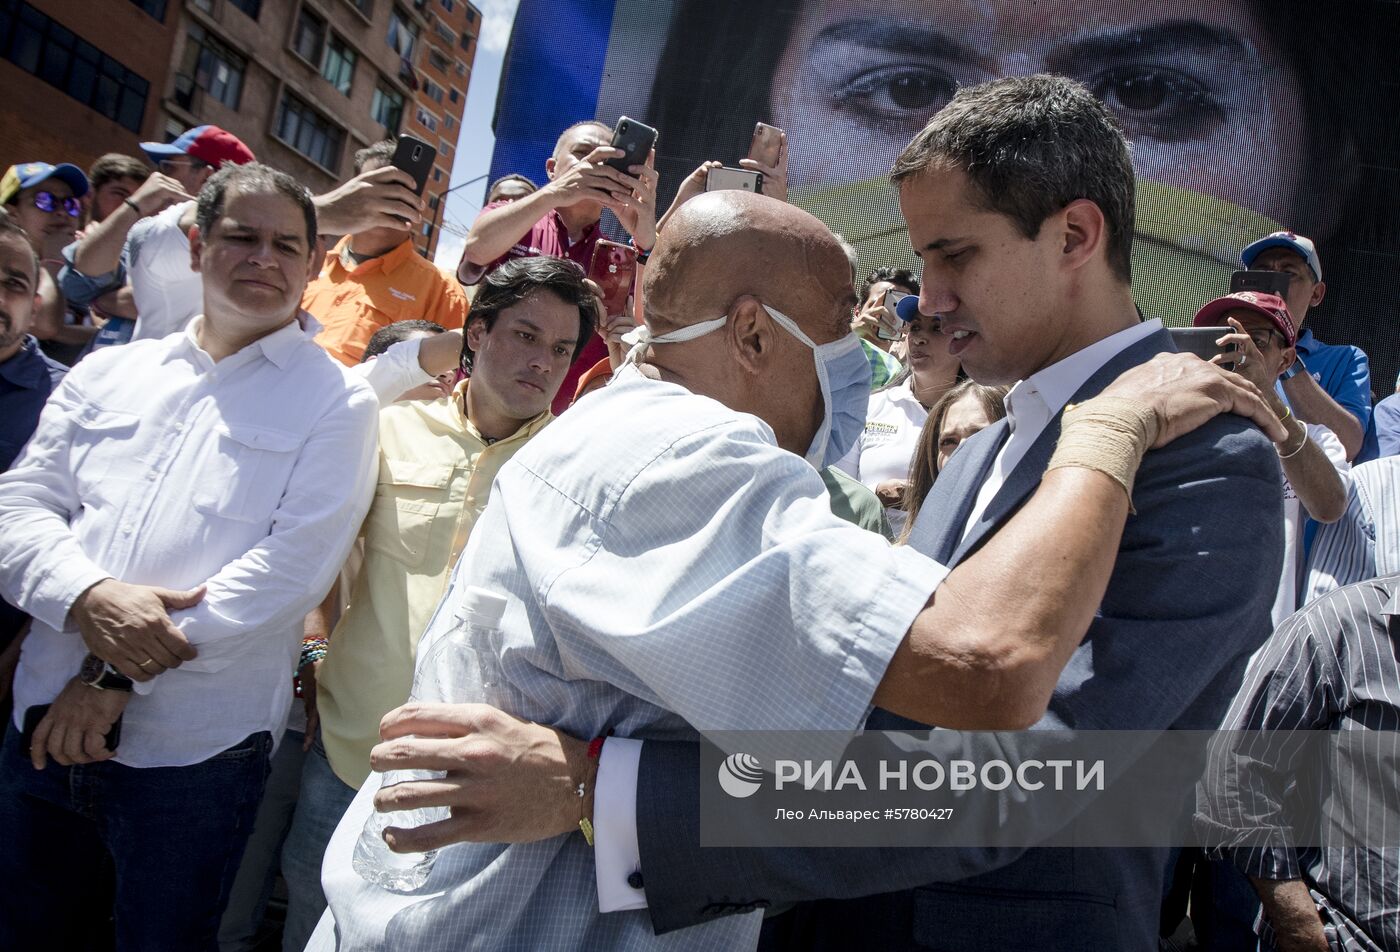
[705,166,763,193]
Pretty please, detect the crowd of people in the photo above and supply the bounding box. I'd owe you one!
[0,71,1395,952]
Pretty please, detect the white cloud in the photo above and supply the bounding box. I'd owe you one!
[433,228,467,270]
[477,0,519,55]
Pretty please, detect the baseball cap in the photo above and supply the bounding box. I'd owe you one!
[141,125,255,170]
[1192,291,1297,347]
[0,161,90,205]
[1240,231,1322,283]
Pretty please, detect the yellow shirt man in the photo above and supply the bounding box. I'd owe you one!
[315,381,550,787]
[305,236,469,366]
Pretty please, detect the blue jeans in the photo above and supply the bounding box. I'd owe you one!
[280,733,358,952]
[0,719,272,952]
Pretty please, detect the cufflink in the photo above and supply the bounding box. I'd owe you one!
[627,871,644,890]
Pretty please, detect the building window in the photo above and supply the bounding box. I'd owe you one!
[128,0,167,20]
[1,1,149,133]
[386,5,417,60]
[448,87,459,104]
[464,4,477,24]
[432,167,442,182]
[321,32,355,95]
[440,140,452,156]
[275,90,344,171]
[440,0,453,11]
[455,61,467,77]
[460,30,472,50]
[175,23,246,110]
[371,80,403,132]
[292,6,326,65]
[414,105,437,132]
[422,77,443,104]
[433,19,454,45]
[443,112,455,130]
[228,0,261,18]
[350,0,373,14]
[427,47,448,72]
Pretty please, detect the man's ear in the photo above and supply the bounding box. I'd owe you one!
[1059,199,1106,272]
[728,296,769,377]
[1279,344,1299,379]
[464,316,485,355]
[1310,280,1326,309]
[187,224,203,274]
[544,156,557,181]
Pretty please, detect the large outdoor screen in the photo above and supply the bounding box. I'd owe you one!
[489,0,1400,390]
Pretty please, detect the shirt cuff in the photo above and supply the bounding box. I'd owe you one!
[595,736,648,912]
[29,563,112,633]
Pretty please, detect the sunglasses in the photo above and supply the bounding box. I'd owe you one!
[32,191,82,218]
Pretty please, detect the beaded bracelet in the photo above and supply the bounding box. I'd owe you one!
[299,637,329,669]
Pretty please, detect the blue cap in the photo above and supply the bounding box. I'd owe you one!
[140,125,254,169]
[894,293,922,322]
[1241,231,1322,283]
[0,162,89,205]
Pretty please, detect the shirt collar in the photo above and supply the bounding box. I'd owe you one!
[1383,584,1400,617]
[548,209,600,250]
[1004,319,1163,431]
[1294,327,1317,357]
[329,235,417,277]
[182,314,311,370]
[454,378,554,445]
[0,336,51,390]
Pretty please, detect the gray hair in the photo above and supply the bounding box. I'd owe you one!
[354,138,397,174]
[890,74,1135,282]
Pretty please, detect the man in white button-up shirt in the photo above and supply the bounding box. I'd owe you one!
[0,163,379,951]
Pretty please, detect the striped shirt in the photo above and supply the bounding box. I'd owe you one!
[1196,575,1400,952]
[1304,458,1400,603]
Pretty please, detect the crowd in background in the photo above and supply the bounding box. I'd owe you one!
[0,69,1396,952]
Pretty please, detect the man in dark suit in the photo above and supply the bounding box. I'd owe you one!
[350,76,1286,951]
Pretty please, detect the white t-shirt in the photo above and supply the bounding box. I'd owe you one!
[127,200,204,342]
[835,377,928,532]
[1276,422,1350,626]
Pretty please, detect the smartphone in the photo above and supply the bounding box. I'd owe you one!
[748,122,785,167]
[391,134,437,196]
[605,117,657,174]
[1170,327,1235,371]
[706,167,763,193]
[1230,270,1291,298]
[877,289,908,341]
[22,704,123,754]
[587,239,638,317]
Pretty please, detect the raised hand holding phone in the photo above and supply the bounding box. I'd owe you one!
[740,122,789,201]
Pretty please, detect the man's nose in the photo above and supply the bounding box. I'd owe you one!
[919,285,958,318]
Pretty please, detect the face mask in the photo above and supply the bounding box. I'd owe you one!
[624,304,871,468]
[790,176,1284,327]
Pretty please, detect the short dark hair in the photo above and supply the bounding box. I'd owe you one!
[554,120,611,155]
[890,74,1135,282]
[196,162,317,246]
[362,319,445,362]
[354,139,397,175]
[486,173,538,203]
[0,209,39,282]
[461,256,600,374]
[88,153,149,192]
[861,267,920,302]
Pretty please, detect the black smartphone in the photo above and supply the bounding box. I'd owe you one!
[21,704,123,754]
[391,134,437,196]
[1170,327,1235,371]
[1230,270,1291,298]
[605,117,657,173]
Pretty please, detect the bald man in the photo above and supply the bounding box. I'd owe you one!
[311,192,1280,952]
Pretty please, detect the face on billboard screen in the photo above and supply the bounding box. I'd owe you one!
[491,0,1399,387]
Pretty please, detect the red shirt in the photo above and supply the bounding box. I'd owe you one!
[464,200,608,414]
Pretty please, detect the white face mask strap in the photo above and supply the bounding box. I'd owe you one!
[760,304,818,349]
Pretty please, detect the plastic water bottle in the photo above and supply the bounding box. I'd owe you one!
[351,586,508,891]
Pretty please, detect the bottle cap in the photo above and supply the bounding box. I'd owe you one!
[460,586,508,627]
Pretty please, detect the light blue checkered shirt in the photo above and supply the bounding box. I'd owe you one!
[312,368,946,951]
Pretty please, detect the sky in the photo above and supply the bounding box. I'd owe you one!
[432,0,521,268]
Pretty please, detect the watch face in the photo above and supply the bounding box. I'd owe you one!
[79,653,105,684]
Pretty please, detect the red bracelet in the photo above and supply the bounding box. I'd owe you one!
[586,736,606,760]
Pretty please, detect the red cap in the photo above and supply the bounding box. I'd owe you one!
[1192,291,1297,347]
[141,125,255,170]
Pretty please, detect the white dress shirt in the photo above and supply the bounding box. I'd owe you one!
[0,318,380,767]
[311,366,948,951]
[592,318,1165,911]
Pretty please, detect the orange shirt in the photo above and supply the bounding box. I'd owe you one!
[305,237,469,366]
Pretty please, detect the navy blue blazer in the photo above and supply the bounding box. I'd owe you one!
[633,328,1285,951]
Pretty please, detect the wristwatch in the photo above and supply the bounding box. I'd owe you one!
[1281,358,1306,381]
[79,653,133,692]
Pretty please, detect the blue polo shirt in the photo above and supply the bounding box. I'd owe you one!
[0,335,67,471]
[1295,327,1373,438]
